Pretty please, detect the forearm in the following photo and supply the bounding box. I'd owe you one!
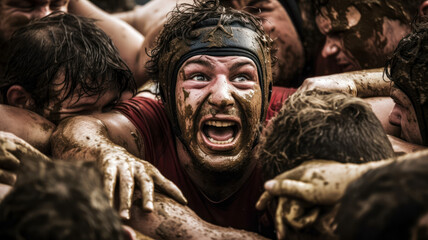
[301,68,390,97]
[127,193,267,240]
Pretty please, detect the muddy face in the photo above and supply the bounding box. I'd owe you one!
[316,0,409,72]
[389,85,423,145]
[0,0,69,42]
[175,55,262,173]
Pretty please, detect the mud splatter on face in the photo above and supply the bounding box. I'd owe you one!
[317,0,411,71]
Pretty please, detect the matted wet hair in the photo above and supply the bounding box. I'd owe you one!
[385,19,428,145]
[258,89,394,180]
[0,12,136,113]
[336,151,428,240]
[314,0,420,25]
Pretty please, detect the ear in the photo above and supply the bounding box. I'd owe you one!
[419,1,428,16]
[6,85,34,109]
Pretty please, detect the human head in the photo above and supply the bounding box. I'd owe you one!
[0,12,136,124]
[220,0,305,87]
[385,20,428,146]
[147,0,273,173]
[258,89,394,180]
[335,150,428,240]
[0,158,125,240]
[0,0,69,44]
[315,0,418,73]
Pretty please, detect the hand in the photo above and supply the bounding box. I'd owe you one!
[0,131,50,185]
[99,148,187,219]
[298,76,357,96]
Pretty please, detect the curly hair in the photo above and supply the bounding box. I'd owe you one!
[385,19,428,145]
[1,12,136,115]
[0,158,124,240]
[258,89,394,180]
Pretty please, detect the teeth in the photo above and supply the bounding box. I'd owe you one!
[205,120,235,127]
[208,137,234,144]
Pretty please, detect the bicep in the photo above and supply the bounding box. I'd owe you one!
[94,111,145,158]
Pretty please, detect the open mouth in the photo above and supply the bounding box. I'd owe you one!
[200,119,241,150]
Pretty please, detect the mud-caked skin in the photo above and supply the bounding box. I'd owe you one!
[314,0,418,72]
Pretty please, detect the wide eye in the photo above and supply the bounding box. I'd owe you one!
[233,75,250,82]
[190,74,209,82]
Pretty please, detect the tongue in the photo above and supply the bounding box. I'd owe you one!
[205,126,234,141]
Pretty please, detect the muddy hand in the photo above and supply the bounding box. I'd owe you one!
[0,131,50,185]
[256,160,363,212]
[100,149,187,219]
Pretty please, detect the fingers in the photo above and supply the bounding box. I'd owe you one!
[103,164,118,207]
[284,199,319,229]
[0,169,17,185]
[264,179,315,202]
[276,197,288,240]
[151,167,187,205]
[0,152,20,170]
[256,191,272,210]
[118,165,135,219]
[135,166,154,212]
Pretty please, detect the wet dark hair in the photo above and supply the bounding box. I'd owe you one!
[314,0,421,25]
[0,158,124,240]
[258,89,394,180]
[335,151,428,240]
[0,12,136,114]
[385,20,428,145]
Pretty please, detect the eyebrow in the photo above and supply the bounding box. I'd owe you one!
[182,58,213,69]
[229,61,257,73]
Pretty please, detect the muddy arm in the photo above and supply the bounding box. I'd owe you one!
[126,192,267,240]
[51,113,186,219]
[299,68,390,97]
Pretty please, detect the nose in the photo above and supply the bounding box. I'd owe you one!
[208,76,234,110]
[31,5,53,19]
[388,104,402,127]
[321,37,340,58]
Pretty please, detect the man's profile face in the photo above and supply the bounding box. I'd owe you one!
[175,55,262,173]
[39,73,127,124]
[315,0,408,72]
[389,85,423,145]
[0,0,69,42]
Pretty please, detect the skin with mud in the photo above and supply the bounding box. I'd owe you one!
[126,192,267,240]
